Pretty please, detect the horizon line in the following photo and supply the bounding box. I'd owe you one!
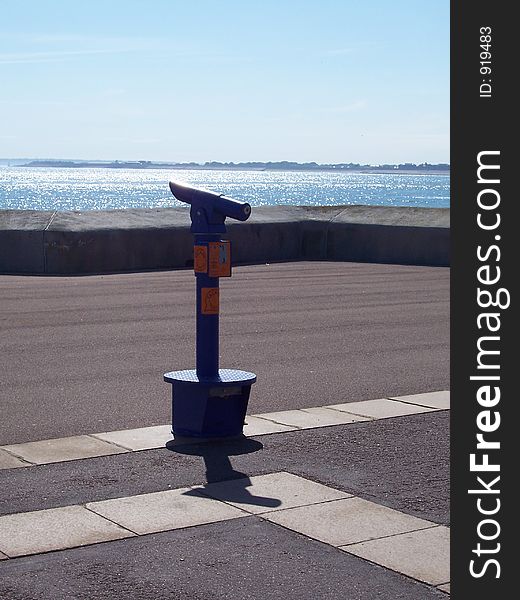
[0,157,451,167]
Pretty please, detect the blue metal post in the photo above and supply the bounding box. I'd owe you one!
[195,234,219,379]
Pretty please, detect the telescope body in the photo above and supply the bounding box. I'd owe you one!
[164,181,256,438]
[169,181,251,234]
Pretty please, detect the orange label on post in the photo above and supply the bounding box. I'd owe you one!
[201,287,219,315]
[194,245,208,273]
[208,241,231,277]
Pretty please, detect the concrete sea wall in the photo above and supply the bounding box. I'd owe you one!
[0,206,450,274]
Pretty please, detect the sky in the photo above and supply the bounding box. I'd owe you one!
[0,0,449,165]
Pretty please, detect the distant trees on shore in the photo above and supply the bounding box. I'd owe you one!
[21,159,450,172]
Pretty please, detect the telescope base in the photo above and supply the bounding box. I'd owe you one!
[164,369,256,438]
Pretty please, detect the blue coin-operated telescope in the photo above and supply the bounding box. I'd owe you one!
[164,181,256,438]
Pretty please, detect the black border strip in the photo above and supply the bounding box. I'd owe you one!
[451,1,513,596]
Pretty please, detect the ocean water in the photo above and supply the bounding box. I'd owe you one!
[0,166,449,211]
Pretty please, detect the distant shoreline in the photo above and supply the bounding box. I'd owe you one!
[4,159,450,176]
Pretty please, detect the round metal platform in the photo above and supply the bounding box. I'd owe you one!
[164,368,256,386]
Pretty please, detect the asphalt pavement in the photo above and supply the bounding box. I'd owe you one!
[0,261,450,598]
[0,412,449,599]
[0,261,449,445]
[0,517,446,600]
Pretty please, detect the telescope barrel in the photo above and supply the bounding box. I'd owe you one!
[169,180,251,222]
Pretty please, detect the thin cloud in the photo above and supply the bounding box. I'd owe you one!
[321,101,367,113]
[321,42,381,57]
[100,89,127,97]
[102,136,163,144]
[263,102,366,123]
[0,32,171,65]
[0,99,67,107]
[0,32,156,45]
[0,49,133,65]
[0,46,250,66]
[322,48,358,56]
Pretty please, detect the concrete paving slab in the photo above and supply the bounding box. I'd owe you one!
[264,497,435,546]
[0,395,444,470]
[197,471,350,514]
[258,407,369,429]
[330,398,435,419]
[391,390,450,410]
[0,505,134,557]
[0,517,448,600]
[243,415,297,436]
[0,551,7,560]
[344,525,450,586]
[0,412,450,525]
[438,583,450,593]
[0,448,28,469]
[86,487,246,535]
[92,425,172,451]
[1,435,127,465]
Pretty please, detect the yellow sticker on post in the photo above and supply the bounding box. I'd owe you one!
[201,287,219,315]
[194,245,208,273]
[208,241,231,277]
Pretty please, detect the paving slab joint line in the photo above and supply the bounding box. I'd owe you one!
[385,397,447,410]
[384,390,450,410]
[181,483,260,518]
[300,407,374,419]
[84,433,135,453]
[81,505,141,537]
[338,523,441,547]
[320,406,377,420]
[337,536,449,591]
[0,447,36,466]
[195,487,353,515]
[259,514,443,583]
[337,549,448,592]
[248,415,303,429]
